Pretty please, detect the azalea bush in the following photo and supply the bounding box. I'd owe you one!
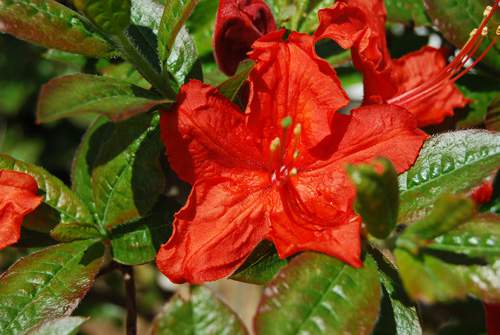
[0,0,499,334]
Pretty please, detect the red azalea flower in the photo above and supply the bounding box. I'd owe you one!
[157,30,427,284]
[471,178,495,204]
[314,0,500,127]
[485,303,500,335]
[213,0,277,76]
[0,170,42,249]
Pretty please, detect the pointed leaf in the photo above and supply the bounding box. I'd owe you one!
[152,286,248,335]
[486,95,500,132]
[348,158,399,239]
[37,74,171,123]
[397,195,475,254]
[255,252,381,335]
[428,214,500,259]
[424,0,500,73]
[158,0,198,66]
[217,61,254,102]
[457,76,499,129]
[91,113,166,229]
[74,0,131,35]
[384,0,430,26]
[0,240,104,335]
[186,0,218,57]
[165,26,200,91]
[0,0,114,57]
[230,241,288,285]
[27,317,88,335]
[398,130,500,224]
[110,197,175,265]
[395,249,500,304]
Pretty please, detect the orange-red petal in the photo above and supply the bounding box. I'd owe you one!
[156,173,270,284]
[247,30,349,154]
[160,80,265,184]
[0,170,42,249]
[485,303,500,335]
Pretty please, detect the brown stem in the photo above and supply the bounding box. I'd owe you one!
[121,265,137,335]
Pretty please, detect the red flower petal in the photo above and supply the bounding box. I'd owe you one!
[485,303,500,335]
[214,0,277,76]
[315,0,469,127]
[161,80,265,184]
[247,31,349,152]
[0,170,42,249]
[156,174,270,284]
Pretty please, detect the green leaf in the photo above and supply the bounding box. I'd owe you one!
[395,249,500,304]
[37,74,171,123]
[27,317,88,335]
[71,116,113,218]
[0,240,104,335]
[384,0,430,26]
[42,50,87,70]
[298,0,335,33]
[0,0,114,57]
[230,241,288,285]
[427,214,500,260]
[152,286,248,335]
[397,195,475,254]
[0,154,94,226]
[486,95,500,132]
[130,0,163,33]
[217,60,254,102]
[348,158,399,239]
[165,27,201,91]
[255,252,381,335]
[186,0,218,57]
[398,130,500,224]
[74,0,131,35]
[91,113,166,230]
[457,75,499,129]
[110,197,175,265]
[158,0,199,67]
[371,249,422,335]
[100,62,151,89]
[424,0,500,73]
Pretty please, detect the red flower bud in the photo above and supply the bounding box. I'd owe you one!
[213,0,277,76]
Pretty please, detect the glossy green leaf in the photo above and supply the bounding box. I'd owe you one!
[165,27,200,91]
[110,197,175,265]
[91,113,166,230]
[27,317,88,335]
[0,240,104,335]
[348,158,399,239]
[398,130,500,224]
[71,116,112,218]
[424,0,500,73]
[255,252,381,335]
[158,0,198,66]
[43,50,87,70]
[152,286,248,335]
[299,0,335,33]
[74,0,131,34]
[371,248,422,335]
[130,0,163,33]
[397,195,475,254]
[0,0,114,57]
[486,95,500,132]
[395,249,500,304]
[230,241,288,285]
[37,74,170,123]
[0,154,94,226]
[100,62,151,89]
[217,61,254,102]
[427,214,500,259]
[457,75,499,129]
[384,0,430,26]
[186,0,218,57]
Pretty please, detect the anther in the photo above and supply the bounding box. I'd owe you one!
[484,6,492,17]
[293,123,302,136]
[270,137,281,152]
[290,168,298,176]
[280,116,293,128]
[497,25,500,35]
[470,28,478,37]
[482,27,488,36]
[293,149,300,160]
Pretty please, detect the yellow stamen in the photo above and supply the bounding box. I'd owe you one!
[482,27,488,36]
[270,137,281,152]
[280,116,293,128]
[293,149,300,160]
[290,168,298,176]
[484,5,492,17]
[293,123,302,136]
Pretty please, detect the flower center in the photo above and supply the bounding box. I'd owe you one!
[269,116,301,187]
[388,1,499,107]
